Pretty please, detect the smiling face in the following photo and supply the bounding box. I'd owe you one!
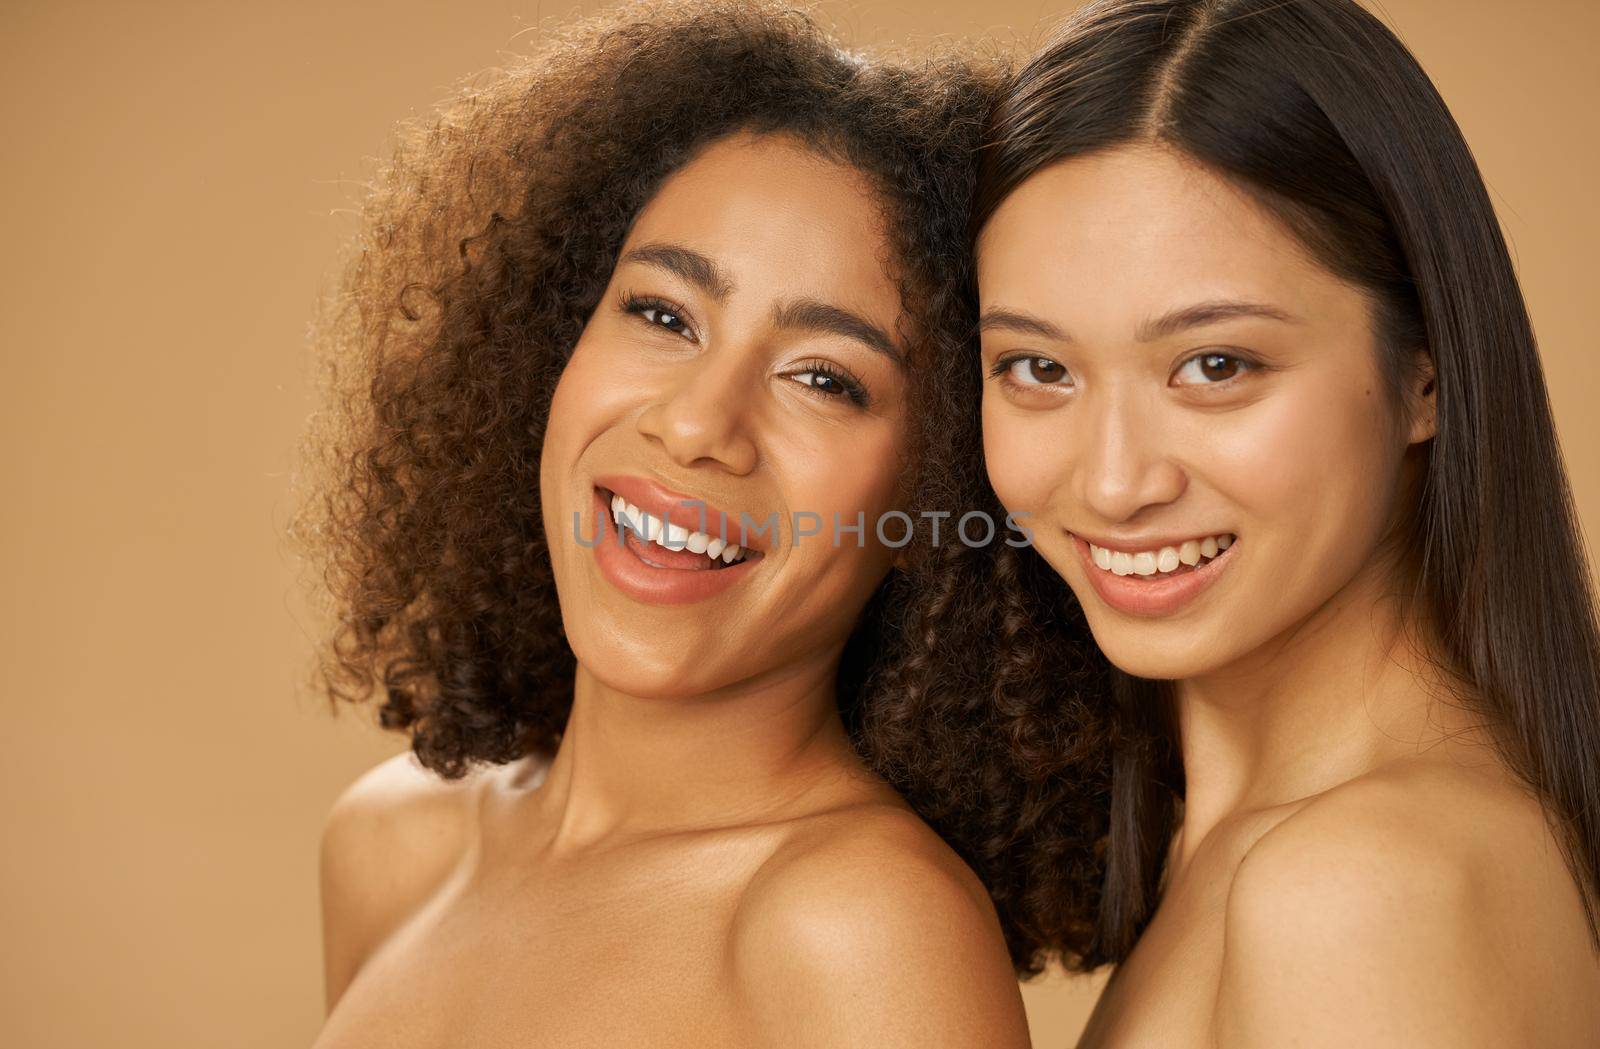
[976,145,1434,681]
[538,131,910,699]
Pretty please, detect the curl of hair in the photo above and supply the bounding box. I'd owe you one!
[862,530,1125,971]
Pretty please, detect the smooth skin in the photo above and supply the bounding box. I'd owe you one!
[978,144,1600,1049]
[315,133,1030,1049]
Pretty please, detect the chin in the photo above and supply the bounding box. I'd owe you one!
[568,628,729,699]
[1079,611,1236,683]
[1096,644,1197,683]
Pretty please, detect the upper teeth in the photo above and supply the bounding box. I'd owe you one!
[1088,534,1234,577]
[610,494,745,564]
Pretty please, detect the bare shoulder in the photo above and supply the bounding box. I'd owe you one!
[318,751,507,1009]
[728,801,1030,1048]
[1216,758,1599,1047]
[322,750,485,858]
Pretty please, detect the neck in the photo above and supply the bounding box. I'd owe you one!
[1171,557,1476,869]
[533,654,866,849]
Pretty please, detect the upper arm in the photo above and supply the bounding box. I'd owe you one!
[1214,799,1505,1049]
[318,752,475,1012]
[729,814,1030,1049]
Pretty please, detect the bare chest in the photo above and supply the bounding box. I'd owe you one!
[314,843,765,1049]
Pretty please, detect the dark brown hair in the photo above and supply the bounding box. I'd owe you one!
[916,0,1600,963]
[290,0,1113,974]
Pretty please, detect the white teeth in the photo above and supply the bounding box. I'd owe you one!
[614,501,642,535]
[1086,534,1235,578]
[607,492,746,566]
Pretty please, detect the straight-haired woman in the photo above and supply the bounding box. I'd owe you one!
[896,0,1600,1044]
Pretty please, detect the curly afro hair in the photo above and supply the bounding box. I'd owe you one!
[290,0,1115,975]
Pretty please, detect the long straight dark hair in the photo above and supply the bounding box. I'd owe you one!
[975,0,1600,959]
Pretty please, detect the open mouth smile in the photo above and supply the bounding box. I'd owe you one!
[604,489,753,569]
[1086,533,1233,579]
[587,477,766,605]
[1073,531,1237,617]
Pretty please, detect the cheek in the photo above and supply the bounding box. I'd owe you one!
[779,424,904,541]
[1198,379,1404,574]
[537,337,640,531]
[554,331,649,419]
[539,356,594,488]
[537,366,579,512]
[982,393,1067,517]
[540,332,655,460]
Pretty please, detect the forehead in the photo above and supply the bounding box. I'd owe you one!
[977,145,1338,322]
[622,132,901,314]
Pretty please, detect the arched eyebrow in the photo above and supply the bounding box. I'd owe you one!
[619,243,735,301]
[773,298,903,365]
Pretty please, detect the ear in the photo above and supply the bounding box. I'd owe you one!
[1404,350,1438,445]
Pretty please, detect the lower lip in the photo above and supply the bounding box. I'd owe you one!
[588,488,759,605]
[1074,534,1235,618]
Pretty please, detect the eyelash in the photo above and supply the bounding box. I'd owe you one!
[619,291,871,409]
[619,290,697,341]
[787,358,871,408]
[988,354,1072,388]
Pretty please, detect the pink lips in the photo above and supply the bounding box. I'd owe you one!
[594,474,761,550]
[587,479,764,606]
[1072,533,1236,618]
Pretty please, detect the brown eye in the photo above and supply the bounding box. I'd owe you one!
[642,305,689,335]
[1175,351,1251,385]
[1005,356,1071,386]
[788,362,870,408]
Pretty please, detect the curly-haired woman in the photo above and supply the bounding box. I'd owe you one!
[290,3,1102,1045]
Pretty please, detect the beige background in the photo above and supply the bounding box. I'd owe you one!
[2,1,1594,1045]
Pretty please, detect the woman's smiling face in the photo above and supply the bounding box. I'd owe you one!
[538,131,910,699]
[976,145,1433,681]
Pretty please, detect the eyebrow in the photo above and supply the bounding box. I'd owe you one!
[618,243,734,301]
[977,299,1299,343]
[1135,299,1299,341]
[977,307,1068,341]
[773,298,903,364]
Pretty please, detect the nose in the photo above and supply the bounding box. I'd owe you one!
[1072,391,1187,524]
[634,352,760,475]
